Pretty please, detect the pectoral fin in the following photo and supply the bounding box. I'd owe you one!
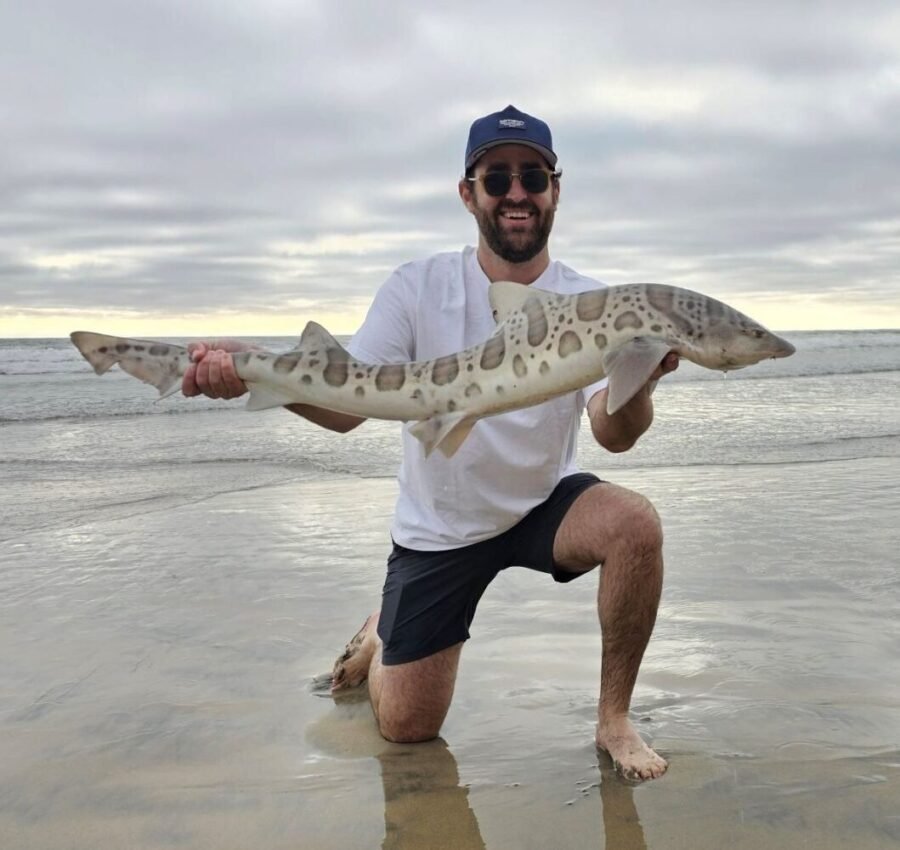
[602,338,673,415]
[244,383,297,411]
[408,412,478,458]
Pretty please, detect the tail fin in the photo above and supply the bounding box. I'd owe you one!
[70,331,189,398]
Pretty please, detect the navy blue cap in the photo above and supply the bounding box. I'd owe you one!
[464,105,557,170]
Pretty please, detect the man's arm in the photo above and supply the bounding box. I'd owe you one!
[182,341,366,434]
[182,267,414,434]
[587,352,679,453]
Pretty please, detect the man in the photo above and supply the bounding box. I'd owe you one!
[184,105,677,781]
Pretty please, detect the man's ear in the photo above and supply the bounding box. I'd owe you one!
[459,179,476,213]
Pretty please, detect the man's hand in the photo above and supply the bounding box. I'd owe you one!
[589,351,680,452]
[650,351,680,382]
[180,338,367,434]
[182,339,255,399]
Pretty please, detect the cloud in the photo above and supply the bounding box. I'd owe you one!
[1,0,899,334]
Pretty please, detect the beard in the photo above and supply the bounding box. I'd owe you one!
[473,200,555,264]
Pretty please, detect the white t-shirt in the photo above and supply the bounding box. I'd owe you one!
[348,246,608,551]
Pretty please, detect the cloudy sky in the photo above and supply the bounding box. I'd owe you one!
[2,0,899,337]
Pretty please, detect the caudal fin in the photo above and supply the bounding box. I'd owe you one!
[70,331,189,398]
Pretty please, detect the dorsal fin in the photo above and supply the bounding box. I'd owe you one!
[488,281,557,323]
[298,320,341,350]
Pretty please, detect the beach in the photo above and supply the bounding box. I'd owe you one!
[1,331,899,848]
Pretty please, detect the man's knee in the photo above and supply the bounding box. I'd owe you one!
[372,643,461,743]
[377,680,451,742]
[615,490,663,554]
[378,710,443,743]
[555,484,663,570]
[582,484,662,550]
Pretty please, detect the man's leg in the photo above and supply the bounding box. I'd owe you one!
[332,613,463,742]
[553,482,668,781]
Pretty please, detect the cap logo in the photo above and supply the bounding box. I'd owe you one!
[498,118,526,129]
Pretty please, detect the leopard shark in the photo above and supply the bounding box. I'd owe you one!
[70,282,795,458]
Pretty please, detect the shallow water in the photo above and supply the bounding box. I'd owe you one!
[2,458,898,849]
[2,331,898,847]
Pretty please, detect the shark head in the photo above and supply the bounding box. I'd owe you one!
[687,308,796,371]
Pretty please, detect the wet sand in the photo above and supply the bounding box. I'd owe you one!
[1,458,898,849]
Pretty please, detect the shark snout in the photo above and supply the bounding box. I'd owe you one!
[769,335,796,359]
[695,324,797,370]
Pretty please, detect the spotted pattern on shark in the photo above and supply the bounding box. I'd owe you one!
[432,355,460,386]
[70,282,795,459]
[513,354,528,378]
[480,334,505,370]
[323,348,350,387]
[558,330,583,358]
[375,365,406,391]
[525,298,548,346]
[576,289,607,321]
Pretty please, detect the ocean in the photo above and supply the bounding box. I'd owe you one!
[1,329,899,848]
[2,329,899,541]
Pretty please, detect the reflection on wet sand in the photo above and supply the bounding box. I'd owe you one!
[379,739,485,850]
[5,460,898,848]
[375,735,650,850]
[598,757,648,850]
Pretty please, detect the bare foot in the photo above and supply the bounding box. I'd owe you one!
[331,614,378,693]
[597,716,668,781]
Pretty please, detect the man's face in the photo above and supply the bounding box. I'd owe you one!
[462,144,559,264]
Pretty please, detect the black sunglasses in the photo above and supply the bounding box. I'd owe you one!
[466,168,561,197]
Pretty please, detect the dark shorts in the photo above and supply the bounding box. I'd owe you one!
[378,472,602,665]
